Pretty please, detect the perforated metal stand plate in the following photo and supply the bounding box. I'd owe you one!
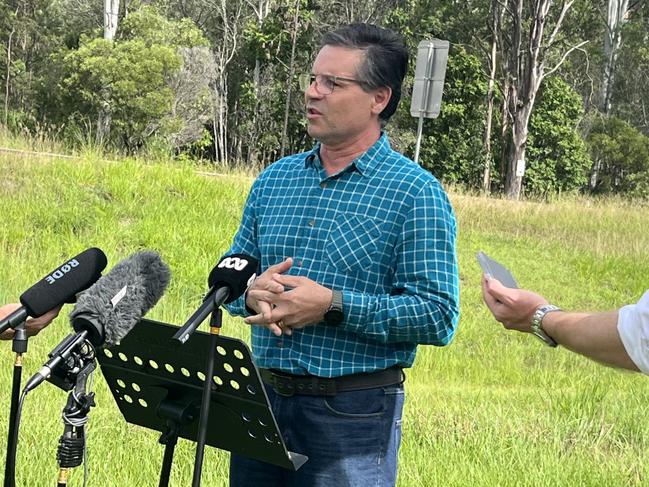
[97,318,307,470]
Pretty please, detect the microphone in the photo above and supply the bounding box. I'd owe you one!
[173,253,258,343]
[24,251,171,392]
[0,248,108,335]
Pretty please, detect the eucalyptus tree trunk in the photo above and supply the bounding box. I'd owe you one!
[104,0,120,40]
[3,7,18,127]
[211,0,243,163]
[500,0,587,200]
[249,0,271,98]
[97,0,120,145]
[592,0,630,190]
[280,0,301,158]
[331,0,395,23]
[602,0,629,115]
[246,0,271,164]
[214,73,229,163]
[481,0,501,193]
[499,79,510,183]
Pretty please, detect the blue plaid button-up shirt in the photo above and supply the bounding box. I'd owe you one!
[225,133,460,377]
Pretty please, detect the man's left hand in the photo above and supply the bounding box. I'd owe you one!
[244,274,333,335]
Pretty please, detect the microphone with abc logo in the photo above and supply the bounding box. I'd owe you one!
[173,254,259,343]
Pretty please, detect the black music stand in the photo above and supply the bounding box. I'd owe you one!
[97,318,307,486]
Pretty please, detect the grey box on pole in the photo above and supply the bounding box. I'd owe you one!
[410,39,449,119]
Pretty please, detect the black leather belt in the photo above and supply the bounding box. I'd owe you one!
[259,366,404,397]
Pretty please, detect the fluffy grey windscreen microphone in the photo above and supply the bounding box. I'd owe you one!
[70,251,171,347]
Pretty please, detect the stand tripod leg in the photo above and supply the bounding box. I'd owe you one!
[156,399,196,487]
[158,428,179,487]
[159,434,178,487]
[4,354,23,487]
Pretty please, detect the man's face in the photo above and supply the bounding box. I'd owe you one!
[304,45,384,146]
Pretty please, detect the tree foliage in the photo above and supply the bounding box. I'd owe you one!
[51,6,210,151]
[525,77,591,196]
[408,47,488,188]
[1,0,648,199]
[587,116,649,198]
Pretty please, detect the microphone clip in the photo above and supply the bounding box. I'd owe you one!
[56,362,96,472]
[47,337,96,392]
[173,287,230,344]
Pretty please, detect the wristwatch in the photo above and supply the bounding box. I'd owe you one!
[530,304,560,347]
[324,290,344,326]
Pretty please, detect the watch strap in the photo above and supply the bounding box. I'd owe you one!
[329,289,343,312]
[531,304,560,347]
[324,289,344,325]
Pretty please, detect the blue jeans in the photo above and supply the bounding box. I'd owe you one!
[229,381,405,487]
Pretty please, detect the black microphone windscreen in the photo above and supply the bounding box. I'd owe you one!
[208,254,258,304]
[19,248,108,317]
[70,251,171,347]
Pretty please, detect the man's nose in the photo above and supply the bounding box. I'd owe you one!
[305,79,323,100]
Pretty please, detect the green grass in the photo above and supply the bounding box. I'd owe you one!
[1,150,648,486]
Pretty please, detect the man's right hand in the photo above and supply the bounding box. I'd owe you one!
[481,274,548,333]
[245,257,293,336]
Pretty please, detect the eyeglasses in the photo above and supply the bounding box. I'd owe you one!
[298,73,363,95]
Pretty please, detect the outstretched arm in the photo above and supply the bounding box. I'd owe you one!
[481,275,639,372]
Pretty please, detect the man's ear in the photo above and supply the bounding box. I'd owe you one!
[370,86,392,116]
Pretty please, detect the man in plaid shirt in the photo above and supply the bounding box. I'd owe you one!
[225,23,460,487]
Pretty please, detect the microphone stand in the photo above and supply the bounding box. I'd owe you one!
[191,305,222,487]
[173,287,230,487]
[173,286,230,487]
[54,342,96,487]
[4,320,28,487]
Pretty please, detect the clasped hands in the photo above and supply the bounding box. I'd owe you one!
[244,257,333,336]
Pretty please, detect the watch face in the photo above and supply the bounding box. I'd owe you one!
[324,309,344,325]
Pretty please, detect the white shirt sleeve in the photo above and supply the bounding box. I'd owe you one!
[617,290,649,375]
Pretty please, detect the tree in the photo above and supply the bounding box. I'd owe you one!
[3,4,19,127]
[104,0,120,40]
[165,46,217,148]
[327,0,401,24]
[54,6,210,152]
[1,0,74,131]
[608,1,649,134]
[525,77,591,196]
[233,0,316,165]
[245,0,272,163]
[601,0,630,115]
[97,0,121,143]
[499,0,588,200]
[481,0,503,192]
[406,47,488,188]
[280,0,301,157]
[587,116,649,196]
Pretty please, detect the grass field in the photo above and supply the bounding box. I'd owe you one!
[1,146,648,486]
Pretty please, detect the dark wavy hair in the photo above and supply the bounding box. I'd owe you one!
[321,23,408,123]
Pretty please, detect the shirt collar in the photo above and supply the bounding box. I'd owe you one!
[304,133,391,178]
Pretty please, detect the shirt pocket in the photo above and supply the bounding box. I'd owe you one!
[325,213,382,274]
